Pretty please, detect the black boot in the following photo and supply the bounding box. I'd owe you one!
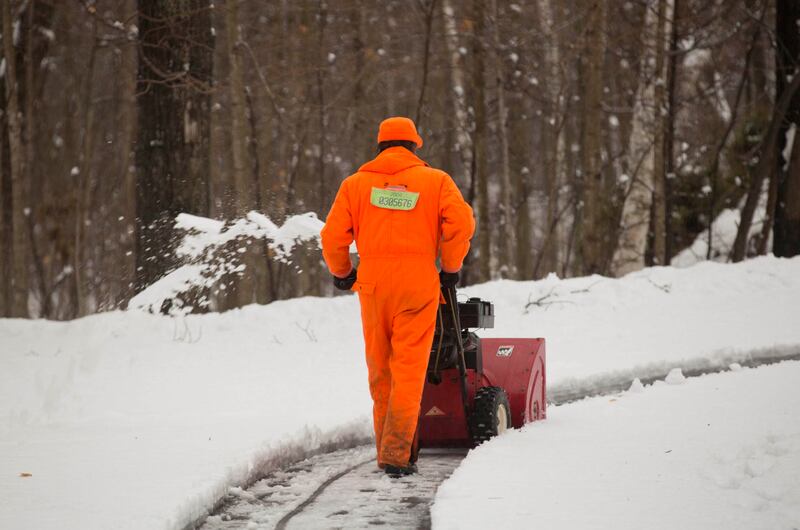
[384,463,418,478]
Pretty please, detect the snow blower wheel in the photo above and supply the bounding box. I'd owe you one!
[470,386,511,444]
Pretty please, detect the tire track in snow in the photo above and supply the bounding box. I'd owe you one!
[197,349,800,530]
[273,458,373,530]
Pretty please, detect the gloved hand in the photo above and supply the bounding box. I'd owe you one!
[333,268,358,291]
[439,270,459,288]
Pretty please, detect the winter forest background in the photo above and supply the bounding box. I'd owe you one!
[1,0,799,320]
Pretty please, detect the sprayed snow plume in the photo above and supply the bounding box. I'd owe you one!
[129,211,326,315]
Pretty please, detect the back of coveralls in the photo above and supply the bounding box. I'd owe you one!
[321,146,475,467]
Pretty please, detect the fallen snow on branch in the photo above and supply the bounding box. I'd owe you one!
[174,211,325,262]
[129,211,328,314]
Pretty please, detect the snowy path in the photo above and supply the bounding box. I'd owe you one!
[195,355,799,530]
[199,447,465,530]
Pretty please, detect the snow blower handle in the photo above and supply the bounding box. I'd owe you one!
[444,284,474,441]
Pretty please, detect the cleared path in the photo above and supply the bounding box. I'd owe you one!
[198,351,800,530]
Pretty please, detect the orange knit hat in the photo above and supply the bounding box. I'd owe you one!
[377,116,423,148]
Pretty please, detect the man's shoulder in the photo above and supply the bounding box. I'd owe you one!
[412,164,451,182]
[341,170,369,188]
[342,163,451,186]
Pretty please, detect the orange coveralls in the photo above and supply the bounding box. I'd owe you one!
[321,147,475,467]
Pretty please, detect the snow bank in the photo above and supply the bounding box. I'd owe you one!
[0,298,371,530]
[432,361,800,530]
[1,256,799,529]
[462,255,800,394]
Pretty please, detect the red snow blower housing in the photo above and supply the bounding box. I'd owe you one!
[418,286,546,448]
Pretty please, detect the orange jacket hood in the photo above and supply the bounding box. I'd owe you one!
[358,146,429,175]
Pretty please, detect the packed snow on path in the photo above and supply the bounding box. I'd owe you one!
[432,361,800,530]
[1,256,799,529]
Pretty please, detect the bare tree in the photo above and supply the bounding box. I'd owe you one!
[134,0,214,293]
[441,0,472,184]
[486,0,514,277]
[2,0,29,317]
[473,0,491,282]
[773,0,800,258]
[0,0,793,319]
[579,0,608,275]
[732,65,800,261]
[73,19,99,316]
[613,0,673,274]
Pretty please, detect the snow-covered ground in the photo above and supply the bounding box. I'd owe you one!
[432,361,800,530]
[0,298,373,530]
[2,256,799,529]
[467,255,800,389]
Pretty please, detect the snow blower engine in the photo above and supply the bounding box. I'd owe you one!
[418,285,546,448]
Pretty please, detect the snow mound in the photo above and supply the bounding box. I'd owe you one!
[665,367,686,384]
[628,378,645,393]
[433,361,800,530]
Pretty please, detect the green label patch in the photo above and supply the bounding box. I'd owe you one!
[370,187,419,211]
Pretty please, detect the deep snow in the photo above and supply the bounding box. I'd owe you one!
[2,256,799,529]
[432,361,800,530]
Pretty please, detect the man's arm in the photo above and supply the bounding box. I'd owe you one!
[321,178,355,278]
[439,174,475,273]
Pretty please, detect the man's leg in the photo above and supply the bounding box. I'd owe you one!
[366,337,391,462]
[359,286,393,466]
[378,296,438,467]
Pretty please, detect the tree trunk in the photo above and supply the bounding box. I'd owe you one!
[225,0,252,214]
[612,0,672,275]
[578,0,607,275]
[473,0,491,282]
[0,91,7,316]
[651,0,672,266]
[777,129,800,256]
[486,0,514,277]
[773,0,800,258]
[414,0,436,125]
[3,0,55,318]
[441,0,472,185]
[663,0,680,263]
[73,20,98,316]
[698,7,765,262]
[2,0,30,317]
[225,0,258,307]
[538,0,564,278]
[135,0,214,293]
[115,0,139,309]
[732,68,800,261]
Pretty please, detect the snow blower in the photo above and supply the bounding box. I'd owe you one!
[418,285,546,448]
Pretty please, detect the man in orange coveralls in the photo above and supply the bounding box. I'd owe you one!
[321,117,475,477]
